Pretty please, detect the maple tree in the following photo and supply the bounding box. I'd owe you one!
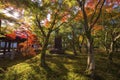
[16,24,37,56]
[34,0,72,66]
[76,0,105,76]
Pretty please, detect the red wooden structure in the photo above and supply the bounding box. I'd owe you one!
[0,33,27,55]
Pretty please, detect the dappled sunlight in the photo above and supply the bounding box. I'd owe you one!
[7,63,32,74]
[0,51,120,80]
[66,72,89,80]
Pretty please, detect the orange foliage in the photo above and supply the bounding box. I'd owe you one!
[5,29,37,56]
[60,12,69,22]
[106,0,120,4]
[5,32,16,40]
[105,3,114,12]
[44,19,50,28]
[92,25,103,34]
[86,0,96,9]
[19,30,37,56]
[116,0,120,4]
[20,43,36,56]
[74,11,83,21]
[74,9,93,21]
[61,16,68,22]
[15,24,39,56]
[19,41,37,56]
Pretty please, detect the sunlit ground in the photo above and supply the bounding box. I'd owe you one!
[0,50,120,80]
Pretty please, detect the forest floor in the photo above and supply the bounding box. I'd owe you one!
[0,49,120,80]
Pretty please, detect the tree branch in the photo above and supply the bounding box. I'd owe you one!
[46,9,59,36]
[90,0,105,30]
[77,0,89,32]
[114,34,120,41]
[36,15,46,37]
[49,11,58,30]
[90,0,101,23]
[52,22,66,32]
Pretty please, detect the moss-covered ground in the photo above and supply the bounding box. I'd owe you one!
[0,50,120,80]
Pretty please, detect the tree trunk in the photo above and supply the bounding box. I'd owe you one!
[72,42,77,55]
[104,32,108,52]
[108,41,115,63]
[41,46,47,67]
[85,44,88,53]
[78,43,82,53]
[86,36,95,77]
[72,32,77,55]
[78,36,85,53]
[40,32,51,67]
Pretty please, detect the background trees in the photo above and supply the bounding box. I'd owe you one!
[0,0,120,79]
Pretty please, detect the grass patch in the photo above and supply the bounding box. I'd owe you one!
[0,50,120,80]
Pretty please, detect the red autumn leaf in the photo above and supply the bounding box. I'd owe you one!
[86,0,96,9]
[5,32,16,40]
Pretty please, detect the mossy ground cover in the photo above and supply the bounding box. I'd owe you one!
[0,50,120,80]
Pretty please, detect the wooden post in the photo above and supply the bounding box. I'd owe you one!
[54,35,62,50]
[0,41,1,53]
[3,41,7,55]
[54,29,62,50]
[0,19,1,33]
[8,42,11,52]
[17,42,18,52]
